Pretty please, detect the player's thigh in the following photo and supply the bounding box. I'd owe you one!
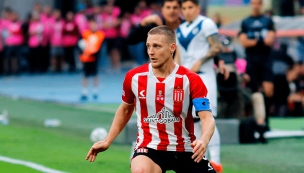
[131,155,162,173]
[262,81,274,97]
[175,152,216,173]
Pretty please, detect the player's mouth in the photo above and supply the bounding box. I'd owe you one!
[150,58,157,63]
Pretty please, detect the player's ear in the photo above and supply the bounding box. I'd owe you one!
[170,43,176,54]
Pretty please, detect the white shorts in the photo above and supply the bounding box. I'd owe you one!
[192,71,217,117]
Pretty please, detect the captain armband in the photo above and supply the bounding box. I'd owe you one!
[193,98,212,114]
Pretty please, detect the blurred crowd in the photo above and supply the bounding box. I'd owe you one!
[1,0,304,118]
[0,0,162,75]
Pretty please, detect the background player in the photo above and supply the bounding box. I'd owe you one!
[239,0,276,143]
[127,0,183,45]
[79,19,105,100]
[86,26,216,173]
[174,0,224,172]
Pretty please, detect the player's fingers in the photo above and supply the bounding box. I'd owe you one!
[194,153,204,163]
[192,142,201,153]
[91,154,96,162]
[86,148,93,160]
[191,144,202,159]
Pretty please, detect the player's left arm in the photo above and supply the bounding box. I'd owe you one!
[189,74,215,163]
[191,34,223,72]
[191,110,215,163]
[263,19,276,47]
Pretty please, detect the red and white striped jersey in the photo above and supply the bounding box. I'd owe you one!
[122,63,208,152]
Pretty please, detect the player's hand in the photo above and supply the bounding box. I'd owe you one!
[191,60,202,73]
[242,73,250,83]
[141,14,162,26]
[191,140,208,163]
[218,63,230,80]
[85,141,110,162]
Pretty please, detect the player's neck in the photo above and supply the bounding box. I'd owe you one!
[251,11,262,17]
[187,14,199,25]
[152,60,176,78]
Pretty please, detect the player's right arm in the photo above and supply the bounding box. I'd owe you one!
[86,103,134,162]
[127,14,162,45]
[239,20,258,48]
[86,72,135,162]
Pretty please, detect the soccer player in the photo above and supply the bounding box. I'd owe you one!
[174,0,224,172]
[239,0,276,143]
[86,26,216,173]
[79,19,105,100]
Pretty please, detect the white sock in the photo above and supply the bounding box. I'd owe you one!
[93,87,98,95]
[82,87,88,96]
[208,124,221,164]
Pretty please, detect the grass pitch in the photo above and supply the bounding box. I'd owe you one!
[0,96,303,173]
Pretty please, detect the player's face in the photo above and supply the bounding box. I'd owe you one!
[250,0,262,13]
[162,1,181,23]
[146,34,176,68]
[181,1,200,22]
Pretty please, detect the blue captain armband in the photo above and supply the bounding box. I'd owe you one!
[193,98,212,114]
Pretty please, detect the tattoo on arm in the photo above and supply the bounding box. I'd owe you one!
[200,34,223,64]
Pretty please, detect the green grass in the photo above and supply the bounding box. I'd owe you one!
[0,96,304,173]
[0,161,41,173]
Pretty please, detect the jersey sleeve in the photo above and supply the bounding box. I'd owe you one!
[267,19,276,31]
[122,72,135,104]
[202,19,218,38]
[239,20,247,34]
[189,74,211,113]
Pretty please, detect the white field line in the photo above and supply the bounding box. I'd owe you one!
[0,155,67,173]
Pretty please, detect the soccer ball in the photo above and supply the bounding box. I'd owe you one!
[90,128,108,143]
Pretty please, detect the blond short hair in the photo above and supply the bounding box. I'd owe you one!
[148,25,176,44]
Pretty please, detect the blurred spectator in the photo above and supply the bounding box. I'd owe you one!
[287,64,304,116]
[33,3,42,14]
[102,4,121,70]
[85,0,94,15]
[271,43,294,117]
[150,2,162,16]
[40,6,54,72]
[93,5,103,30]
[137,0,152,17]
[128,3,152,65]
[106,0,121,17]
[1,7,12,29]
[63,11,79,72]
[28,12,44,73]
[75,3,88,35]
[50,9,64,72]
[79,19,105,100]
[119,12,132,60]
[4,12,24,75]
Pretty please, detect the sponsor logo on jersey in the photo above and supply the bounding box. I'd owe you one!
[192,27,199,35]
[143,107,180,124]
[139,90,146,99]
[122,90,125,96]
[137,148,148,153]
[252,20,263,27]
[173,89,184,103]
[208,162,214,171]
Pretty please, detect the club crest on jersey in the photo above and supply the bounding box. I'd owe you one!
[137,148,148,153]
[157,90,164,101]
[173,89,184,103]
